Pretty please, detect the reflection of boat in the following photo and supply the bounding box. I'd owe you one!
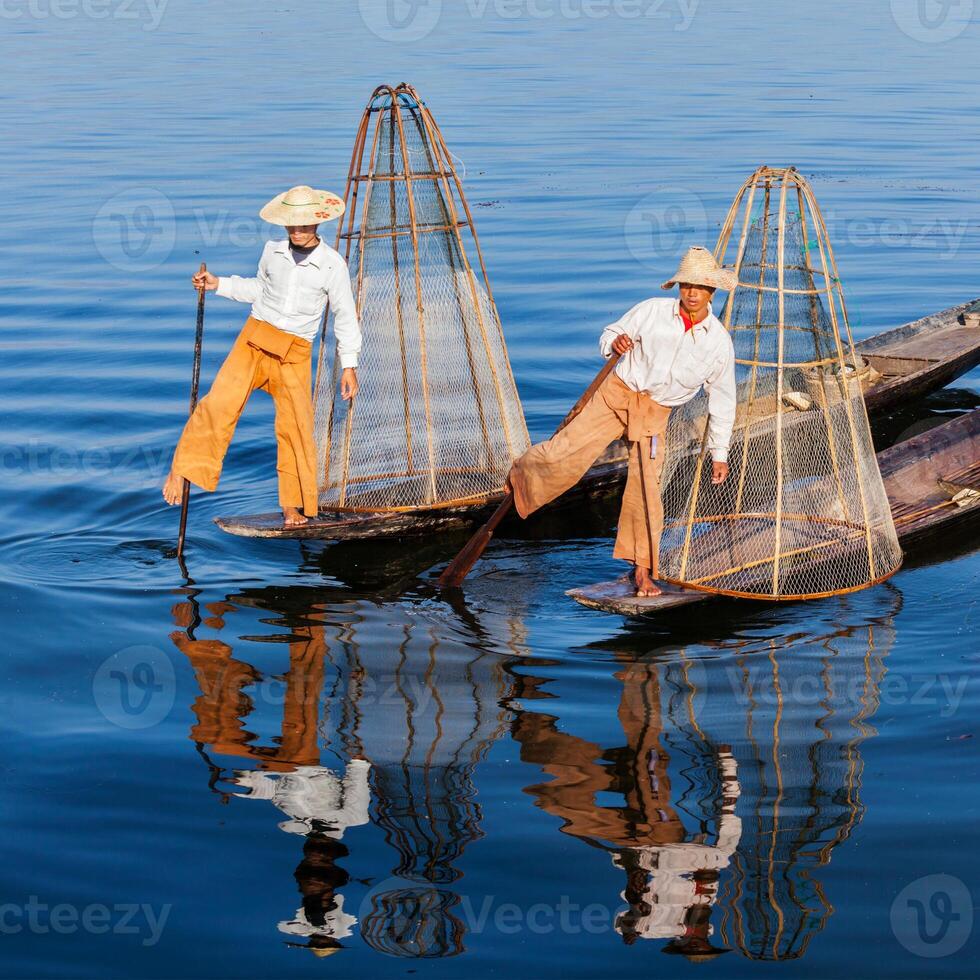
[510,599,897,960]
[217,301,980,540]
[570,408,980,615]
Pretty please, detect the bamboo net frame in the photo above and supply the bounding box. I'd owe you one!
[659,167,902,599]
[313,84,530,513]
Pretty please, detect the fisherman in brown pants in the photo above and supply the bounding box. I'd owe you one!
[162,186,362,526]
[509,247,738,597]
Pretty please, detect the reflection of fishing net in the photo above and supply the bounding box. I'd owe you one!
[355,621,509,957]
[361,887,465,958]
[705,620,890,959]
[660,167,902,599]
[313,84,529,512]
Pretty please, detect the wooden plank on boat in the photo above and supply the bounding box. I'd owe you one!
[568,407,980,617]
[216,299,980,541]
[214,508,480,540]
[570,577,707,615]
[858,298,980,412]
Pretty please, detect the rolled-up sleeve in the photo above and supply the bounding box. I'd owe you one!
[215,242,268,305]
[327,258,362,369]
[599,301,644,358]
[705,337,736,463]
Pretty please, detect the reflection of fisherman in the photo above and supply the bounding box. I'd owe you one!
[511,660,741,956]
[615,746,741,959]
[233,760,370,836]
[233,760,371,955]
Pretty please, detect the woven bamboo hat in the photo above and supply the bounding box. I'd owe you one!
[662,246,738,292]
[259,185,345,226]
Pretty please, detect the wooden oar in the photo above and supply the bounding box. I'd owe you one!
[438,353,622,588]
[177,262,208,561]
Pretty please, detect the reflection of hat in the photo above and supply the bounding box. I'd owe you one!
[661,246,738,292]
[260,185,345,226]
[283,937,344,956]
[661,935,730,961]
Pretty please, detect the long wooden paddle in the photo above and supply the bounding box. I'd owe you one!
[437,353,622,588]
[177,262,208,561]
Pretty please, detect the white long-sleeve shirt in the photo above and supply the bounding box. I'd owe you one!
[599,298,736,463]
[216,239,362,368]
[232,761,371,838]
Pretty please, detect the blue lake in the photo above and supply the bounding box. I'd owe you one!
[1,1,978,976]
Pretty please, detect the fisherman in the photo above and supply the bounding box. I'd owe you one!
[508,246,737,597]
[161,186,361,526]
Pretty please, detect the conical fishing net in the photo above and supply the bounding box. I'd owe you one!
[659,167,902,599]
[313,84,529,513]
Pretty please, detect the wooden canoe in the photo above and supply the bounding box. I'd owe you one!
[216,298,980,541]
[568,407,980,617]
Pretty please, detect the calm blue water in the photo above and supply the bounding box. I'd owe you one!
[1,1,979,976]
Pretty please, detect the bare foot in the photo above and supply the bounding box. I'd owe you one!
[162,470,185,506]
[283,506,309,527]
[634,566,663,598]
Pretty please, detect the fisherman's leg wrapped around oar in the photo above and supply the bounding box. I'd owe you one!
[510,373,671,570]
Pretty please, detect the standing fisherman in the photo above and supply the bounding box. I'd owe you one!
[508,247,737,597]
[162,186,361,526]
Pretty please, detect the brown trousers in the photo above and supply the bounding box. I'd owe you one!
[510,372,671,575]
[171,317,318,516]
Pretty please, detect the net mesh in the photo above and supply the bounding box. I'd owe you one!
[313,85,529,513]
[659,168,902,598]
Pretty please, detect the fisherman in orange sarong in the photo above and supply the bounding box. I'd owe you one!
[162,186,361,526]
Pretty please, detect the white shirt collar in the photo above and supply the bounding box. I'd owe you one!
[273,238,327,269]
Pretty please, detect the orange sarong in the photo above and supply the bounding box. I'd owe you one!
[171,317,318,516]
[509,372,671,574]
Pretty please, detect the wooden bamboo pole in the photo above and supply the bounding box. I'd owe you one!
[391,90,439,504]
[715,169,758,329]
[734,178,773,515]
[176,262,207,561]
[771,175,790,595]
[387,106,415,476]
[341,222,469,242]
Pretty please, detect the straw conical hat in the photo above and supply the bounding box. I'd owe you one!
[662,245,738,292]
[260,185,345,226]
